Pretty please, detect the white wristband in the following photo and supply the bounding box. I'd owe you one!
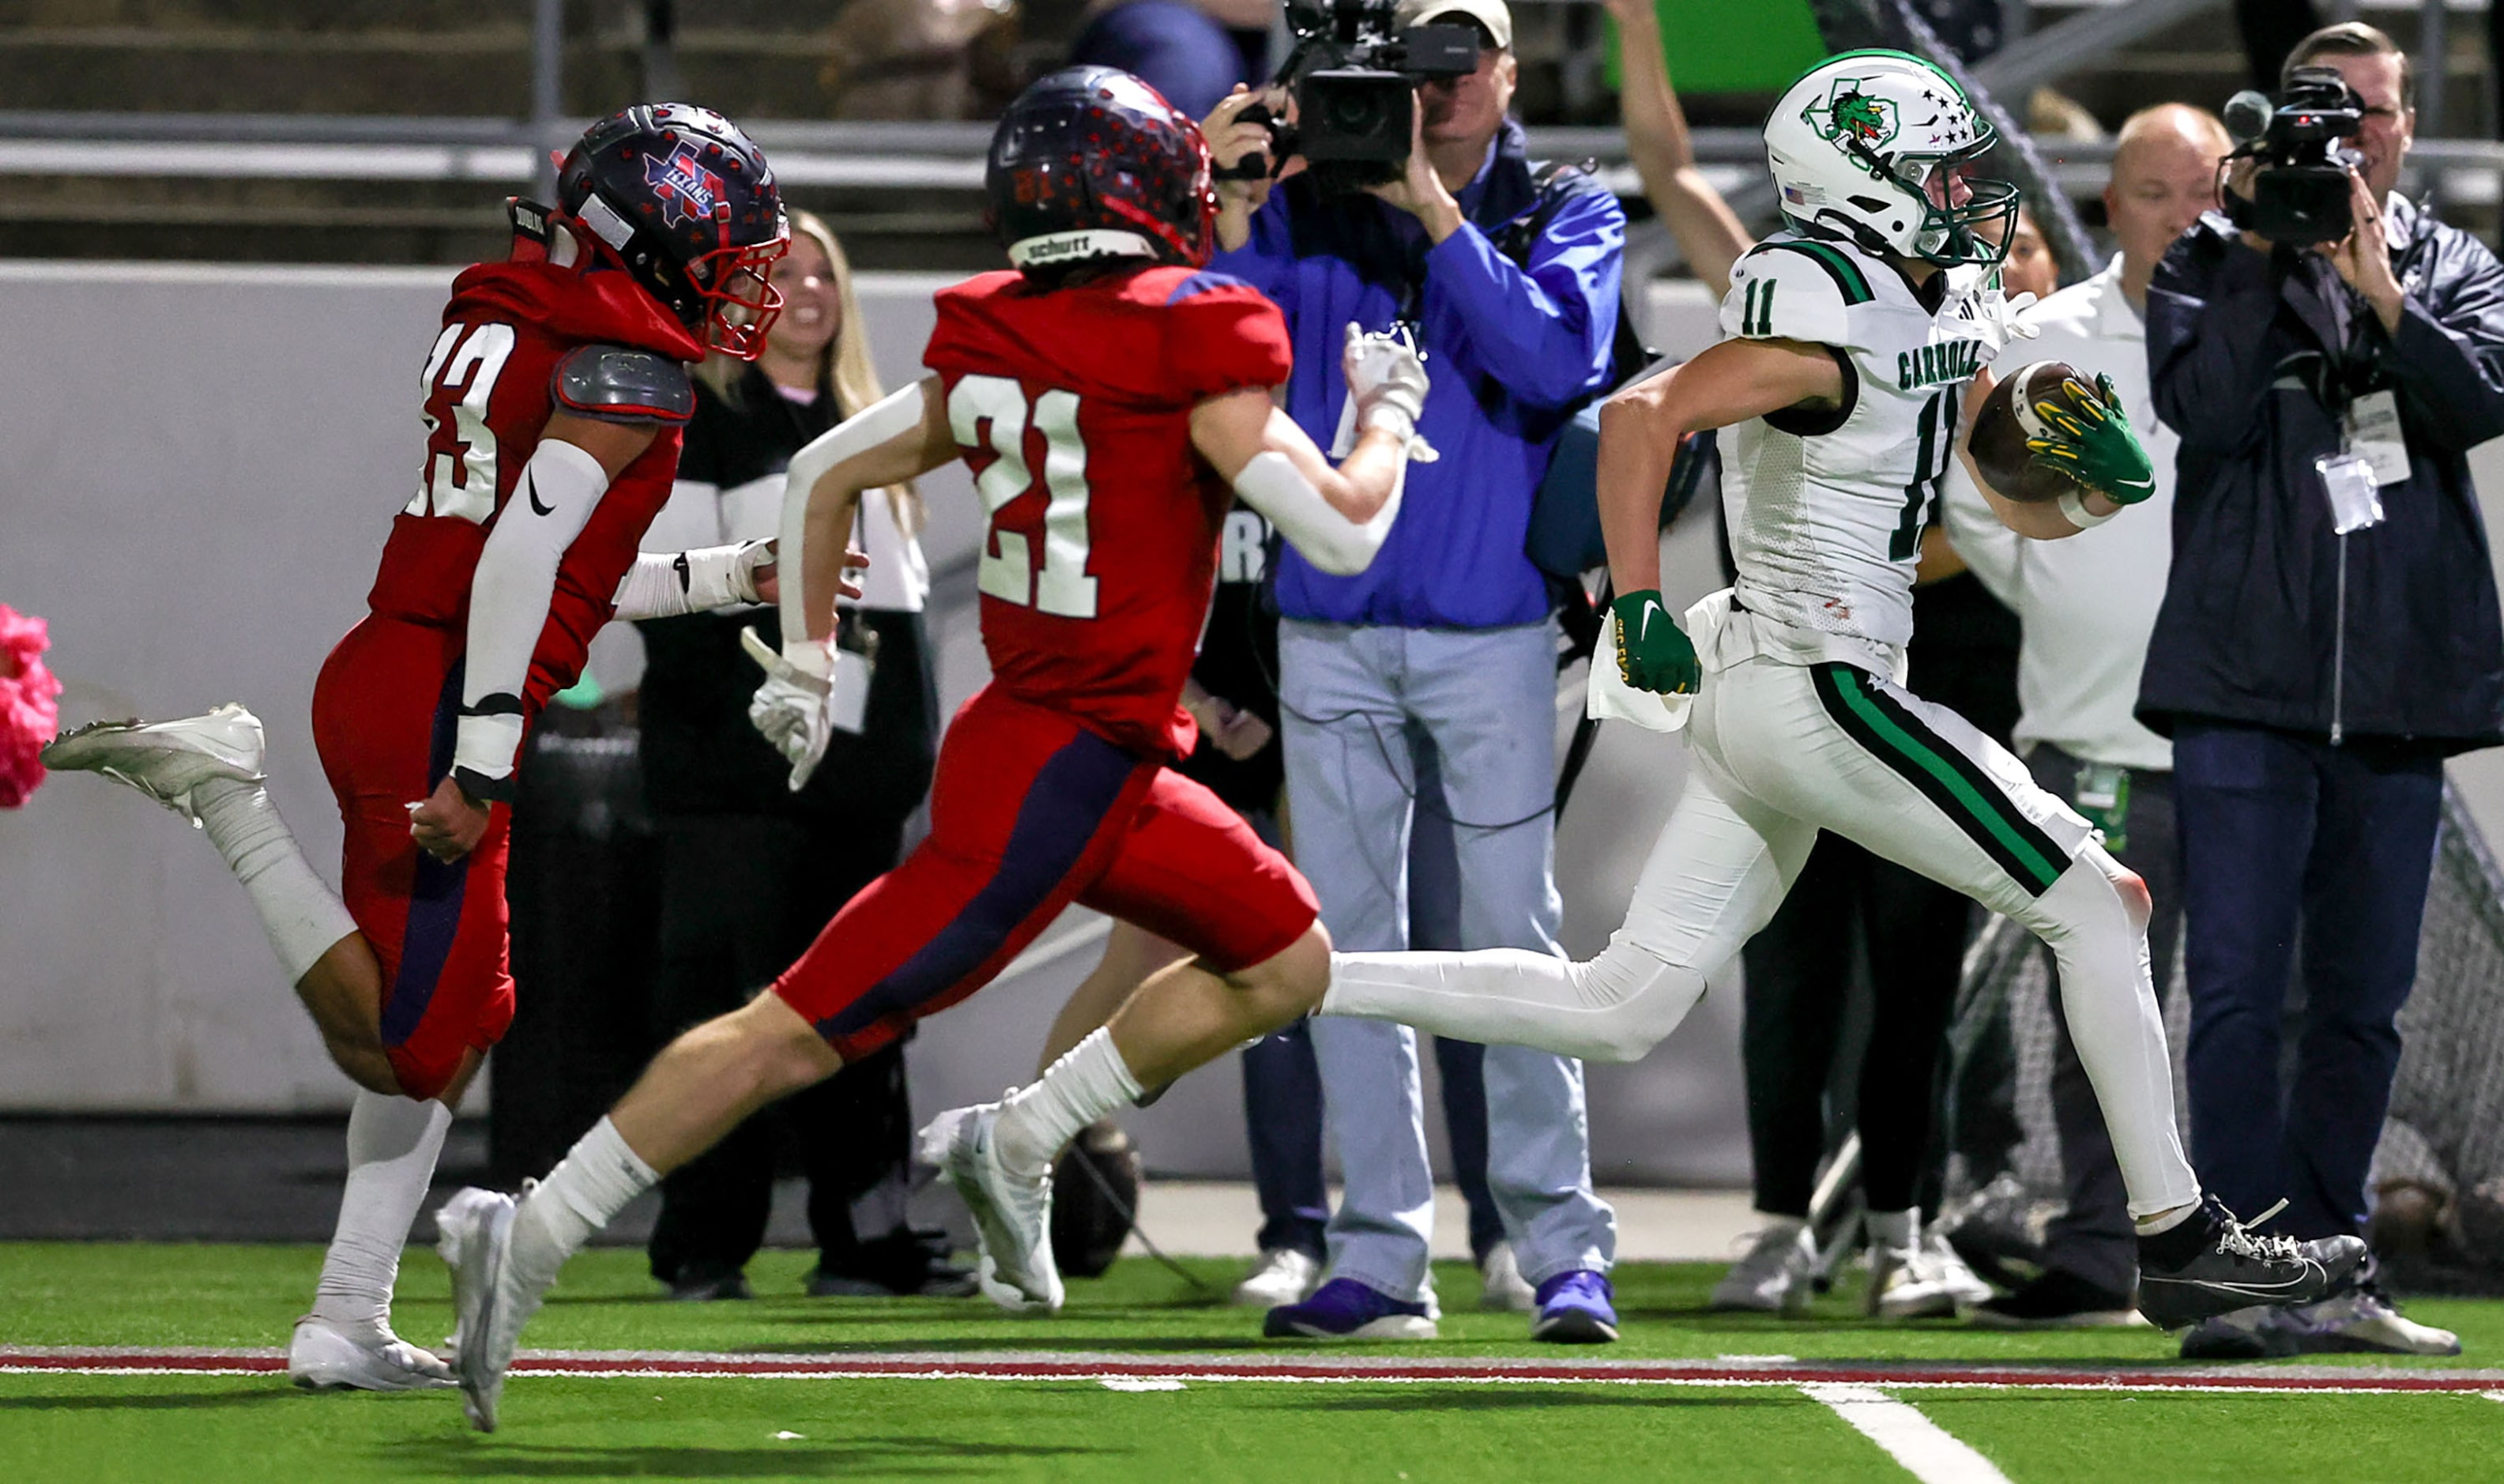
[1357,400,1416,443]
[780,633,834,683]
[2057,488,2118,530]
[608,540,769,620]
[453,712,526,786]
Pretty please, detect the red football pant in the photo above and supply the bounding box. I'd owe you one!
[311,616,516,1102]
[775,686,1320,1063]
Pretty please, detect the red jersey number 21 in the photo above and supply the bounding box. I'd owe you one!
[950,373,1099,620]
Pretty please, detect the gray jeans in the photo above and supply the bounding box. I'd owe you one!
[2028,744,2182,1296]
[1279,618,1616,1301]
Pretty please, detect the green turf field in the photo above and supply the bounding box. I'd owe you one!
[5,1243,2502,1482]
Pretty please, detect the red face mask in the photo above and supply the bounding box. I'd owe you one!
[688,231,790,360]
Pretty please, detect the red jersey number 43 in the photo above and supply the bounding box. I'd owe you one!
[951,373,1099,620]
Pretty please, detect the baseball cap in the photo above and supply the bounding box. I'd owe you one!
[1395,0,1512,51]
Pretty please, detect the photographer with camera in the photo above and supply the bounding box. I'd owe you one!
[1201,0,1621,1343]
[2144,21,2504,1358]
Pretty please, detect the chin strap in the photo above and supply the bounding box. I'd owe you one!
[1806,209,1897,260]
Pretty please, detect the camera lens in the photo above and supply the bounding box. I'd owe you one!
[1322,90,1389,136]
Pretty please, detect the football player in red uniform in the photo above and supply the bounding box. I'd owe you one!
[43,104,793,1392]
[434,66,1434,1431]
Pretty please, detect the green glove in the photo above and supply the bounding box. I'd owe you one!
[2027,372,2156,507]
[1610,589,1700,696]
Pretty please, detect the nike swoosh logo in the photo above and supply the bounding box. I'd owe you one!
[2141,1269,2318,1298]
[527,475,554,518]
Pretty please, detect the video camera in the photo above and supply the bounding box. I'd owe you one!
[1218,0,1482,195]
[2221,66,2368,245]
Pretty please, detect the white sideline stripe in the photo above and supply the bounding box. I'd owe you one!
[1803,1384,2013,1484]
[0,1366,2303,1390]
[13,1343,2504,1394]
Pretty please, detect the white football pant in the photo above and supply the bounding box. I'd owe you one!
[1327,653,2201,1219]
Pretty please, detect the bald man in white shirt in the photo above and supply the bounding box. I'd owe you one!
[1941,104,2227,1330]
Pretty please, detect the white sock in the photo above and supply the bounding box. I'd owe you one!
[1865,1207,1918,1252]
[994,1030,1142,1177]
[194,776,358,981]
[507,1117,657,1297]
[309,1090,451,1338]
[1757,1213,1807,1241]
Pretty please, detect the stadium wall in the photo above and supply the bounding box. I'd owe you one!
[28,262,2499,1183]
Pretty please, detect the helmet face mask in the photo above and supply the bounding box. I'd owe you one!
[1891,141,2020,267]
[685,235,790,360]
[555,103,792,359]
[1764,50,2019,269]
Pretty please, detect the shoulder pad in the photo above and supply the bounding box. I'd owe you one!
[552,344,695,425]
[1720,241,1873,348]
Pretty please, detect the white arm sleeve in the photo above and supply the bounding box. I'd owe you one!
[452,437,608,794]
[778,380,932,676]
[1231,450,1404,578]
[608,541,770,621]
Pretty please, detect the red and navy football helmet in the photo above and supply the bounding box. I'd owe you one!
[986,66,1218,278]
[556,103,789,359]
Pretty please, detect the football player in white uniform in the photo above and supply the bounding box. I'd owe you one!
[1320,49,2364,1330]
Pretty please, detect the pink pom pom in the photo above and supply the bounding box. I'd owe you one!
[0,604,62,808]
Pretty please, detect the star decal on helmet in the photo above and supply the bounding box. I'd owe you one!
[644,143,726,229]
[1805,81,1900,152]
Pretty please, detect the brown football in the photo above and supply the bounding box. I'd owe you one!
[1969,360,2094,505]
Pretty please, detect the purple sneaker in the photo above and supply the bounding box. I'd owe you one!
[1531,1271,1618,1343]
[1263,1277,1437,1341]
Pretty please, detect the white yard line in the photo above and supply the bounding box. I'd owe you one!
[1802,1384,2013,1484]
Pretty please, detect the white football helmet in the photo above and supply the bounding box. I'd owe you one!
[1763,49,2020,268]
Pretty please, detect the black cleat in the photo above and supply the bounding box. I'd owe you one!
[2134,1196,2367,1331]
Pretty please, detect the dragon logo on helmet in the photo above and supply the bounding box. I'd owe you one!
[1805,81,1900,152]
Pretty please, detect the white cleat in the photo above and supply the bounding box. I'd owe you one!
[1233,1247,1322,1309]
[436,1186,522,1432]
[1479,1241,1536,1313]
[2285,1287,2464,1356]
[1711,1221,1817,1314]
[41,703,265,824]
[287,1315,456,1392]
[1923,1226,1996,1311]
[918,1102,1062,1314]
[1867,1238,1958,1319]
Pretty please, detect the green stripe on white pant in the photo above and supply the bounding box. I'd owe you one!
[1324,653,2202,1221]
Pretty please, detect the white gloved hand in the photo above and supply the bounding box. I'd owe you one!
[1342,322,1437,460]
[729,539,775,605]
[740,627,834,791]
[1962,286,2041,360]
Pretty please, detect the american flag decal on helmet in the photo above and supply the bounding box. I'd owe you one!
[645,143,725,228]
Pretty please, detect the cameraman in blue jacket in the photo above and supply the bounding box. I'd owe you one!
[2143,22,2504,1358]
[1202,0,1621,1343]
